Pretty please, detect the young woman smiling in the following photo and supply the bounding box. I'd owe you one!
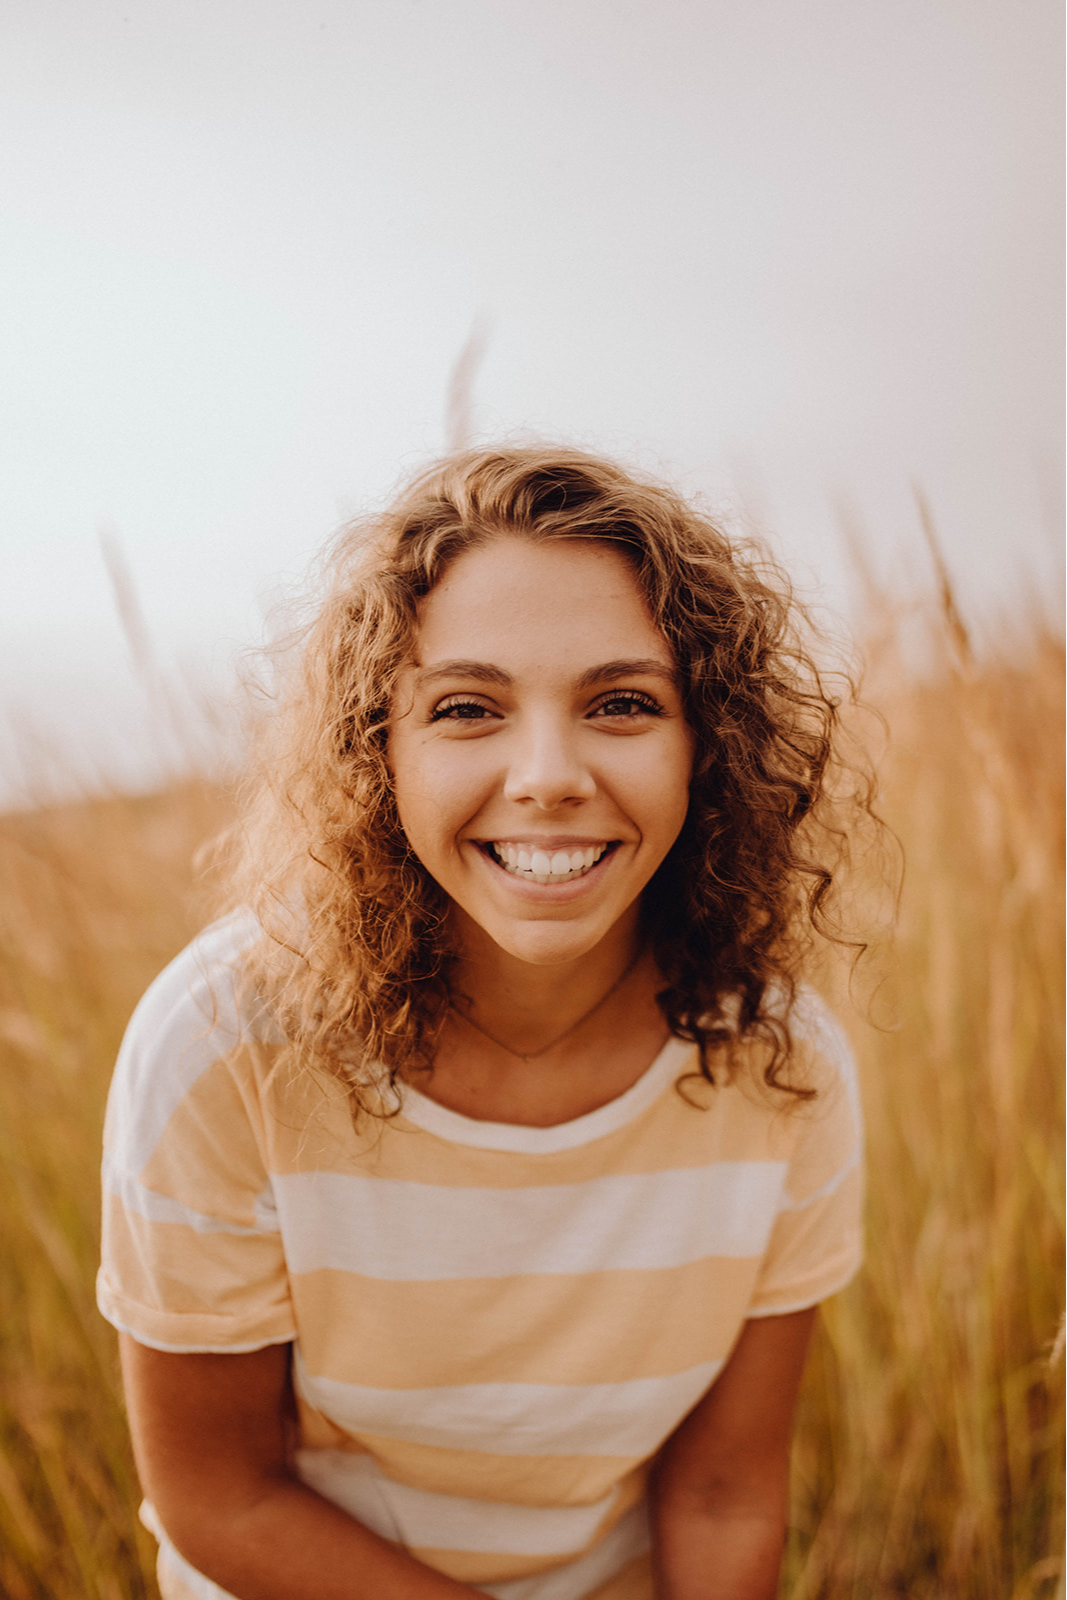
[98,447,871,1600]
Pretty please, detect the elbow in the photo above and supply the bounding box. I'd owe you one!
[147,1463,296,1583]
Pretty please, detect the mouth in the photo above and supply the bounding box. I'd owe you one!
[477,840,618,885]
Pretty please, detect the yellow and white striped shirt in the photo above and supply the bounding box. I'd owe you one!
[98,913,863,1600]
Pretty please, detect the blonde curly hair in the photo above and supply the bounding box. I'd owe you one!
[223,444,876,1113]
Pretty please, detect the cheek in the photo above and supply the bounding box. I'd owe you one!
[644,731,692,807]
[390,741,492,853]
[387,735,438,850]
[645,744,693,859]
[662,762,693,839]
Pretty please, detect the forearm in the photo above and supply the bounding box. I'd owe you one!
[652,1500,785,1600]
[121,1337,479,1599]
[648,1310,815,1600]
[158,1469,479,1600]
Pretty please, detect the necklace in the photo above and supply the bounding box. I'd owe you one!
[448,950,643,1064]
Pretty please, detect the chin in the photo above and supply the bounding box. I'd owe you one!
[479,908,633,969]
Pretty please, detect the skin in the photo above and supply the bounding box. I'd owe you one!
[120,535,816,1599]
[387,535,693,1125]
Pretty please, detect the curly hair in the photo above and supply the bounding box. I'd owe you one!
[223,444,876,1113]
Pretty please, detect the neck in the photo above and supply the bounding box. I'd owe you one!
[448,912,643,1057]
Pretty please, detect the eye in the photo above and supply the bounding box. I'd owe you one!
[429,696,497,723]
[589,690,665,719]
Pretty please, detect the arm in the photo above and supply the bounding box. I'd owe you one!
[649,1308,816,1600]
[120,1335,481,1600]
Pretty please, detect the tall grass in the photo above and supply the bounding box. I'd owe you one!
[786,608,1065,1598]
[0,609,1062,1599]
[0,782,231,1600]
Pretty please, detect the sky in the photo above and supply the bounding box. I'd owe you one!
[0,0,1062,802]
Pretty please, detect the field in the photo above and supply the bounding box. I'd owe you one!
[0,601,1062,1599]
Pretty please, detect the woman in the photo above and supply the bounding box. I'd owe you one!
[98,446,867,1600]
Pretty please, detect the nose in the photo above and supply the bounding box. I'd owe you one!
[502,713,597,810]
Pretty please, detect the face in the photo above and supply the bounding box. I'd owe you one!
[387,536,693,968]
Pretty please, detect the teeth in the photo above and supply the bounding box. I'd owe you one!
[488,842,610,882]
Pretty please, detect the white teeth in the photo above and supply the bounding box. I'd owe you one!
[488,842,610,883]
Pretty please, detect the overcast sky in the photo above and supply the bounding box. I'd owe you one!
[1,0,1062,801]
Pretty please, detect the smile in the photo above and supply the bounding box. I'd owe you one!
[480,841,615,884]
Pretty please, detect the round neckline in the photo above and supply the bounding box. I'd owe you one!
[397,1034,698,1153]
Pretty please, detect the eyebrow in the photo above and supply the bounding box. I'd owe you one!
[413,661,512,689]
[575,658,678,689]
[413,657,678,690]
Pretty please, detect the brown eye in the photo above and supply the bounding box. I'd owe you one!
[429,698,495,722]
[591,692,663,718]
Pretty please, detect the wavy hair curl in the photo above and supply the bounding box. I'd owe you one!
[225,445,877,1111]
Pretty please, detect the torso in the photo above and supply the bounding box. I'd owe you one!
[99,917,865,1600]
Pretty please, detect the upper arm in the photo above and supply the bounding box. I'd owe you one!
[99,924,298,1358]
[120,1334,296,1547]
[652,1308,817,1517]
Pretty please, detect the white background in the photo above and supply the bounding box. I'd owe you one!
[1,0,1062,801]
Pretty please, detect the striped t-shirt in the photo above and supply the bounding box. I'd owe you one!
[97,913,863,1600]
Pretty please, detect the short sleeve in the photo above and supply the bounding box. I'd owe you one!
[747,994,864,1316]
[96,916,297,1354]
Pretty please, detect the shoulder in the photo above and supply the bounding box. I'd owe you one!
[105,911,275,1169]
[774,987,864,1200]
[740,988,865,1314]
[117,909,271,1078]
[722,985,862,1178]
[787,985,861,1108]
[720,982,860,1112]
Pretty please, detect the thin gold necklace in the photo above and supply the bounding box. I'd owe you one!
[448,951,643,1064]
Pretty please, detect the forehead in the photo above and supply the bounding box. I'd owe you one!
[413,536,671,665]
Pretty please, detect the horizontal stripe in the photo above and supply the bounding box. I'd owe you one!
[300,1431,644,1508]
[419,1505,650,1597]
[100,1196,294,1343]
[295,1447,620,1556]
[102,1155,278,1235]
[291,1257,758,1388]
[294,1350,722,1459]
[274,1163,786,1281]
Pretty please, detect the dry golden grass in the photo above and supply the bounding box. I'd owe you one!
[785,615,1065,1599]
[0,612,1062,1599]
[0,781,232,1600]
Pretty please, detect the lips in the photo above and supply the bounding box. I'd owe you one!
[480,840,615,884]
